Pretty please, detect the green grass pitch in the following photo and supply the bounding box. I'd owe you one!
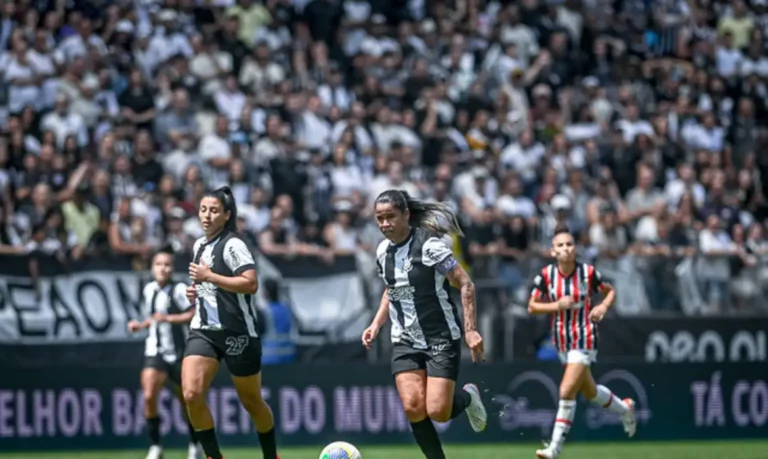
[3,442,766,459]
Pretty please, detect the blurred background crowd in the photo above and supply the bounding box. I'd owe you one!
[2,0,768,321]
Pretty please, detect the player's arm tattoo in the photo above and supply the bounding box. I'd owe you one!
[446,264,477,332]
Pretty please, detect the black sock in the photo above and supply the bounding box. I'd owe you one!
[196,427,223,459]
[410,419,446,459]
[257,428,278,459]
[187,421,199,444]
[146,416,160,446]
[450,389,472,419]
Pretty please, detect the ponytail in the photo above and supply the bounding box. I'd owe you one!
[375,189,464,237]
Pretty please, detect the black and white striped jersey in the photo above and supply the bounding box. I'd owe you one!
[376,227,463,349]
[142,281,191,362]
[191,230,260,337]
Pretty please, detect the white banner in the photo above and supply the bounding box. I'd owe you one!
[0,265,369,344]
[0,271,150,344]
[285,274,370,342]
[256,254,370,343]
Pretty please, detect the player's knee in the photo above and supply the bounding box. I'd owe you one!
[559,384,578,400]
[182,386,206,407]
[401,398,427,421]
[580,384,597,400]
[143,388,159,406]
[426,402,451,422]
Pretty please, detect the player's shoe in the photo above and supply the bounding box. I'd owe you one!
[145,445,163,459]
[621,398,637,437]
[462,383,487,432]
[187,442,203,459]
[535,444,560,459]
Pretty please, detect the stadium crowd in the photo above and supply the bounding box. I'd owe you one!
[1,0,768,316]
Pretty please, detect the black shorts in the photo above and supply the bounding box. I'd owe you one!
[184,329,262,377]
[143,356,183,386]
[391,340,461,381]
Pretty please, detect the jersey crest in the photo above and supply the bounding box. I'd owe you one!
[402,257,413,274]
[202,250,215,267]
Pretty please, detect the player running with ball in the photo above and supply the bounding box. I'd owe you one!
[362,189,487,459]
[528,224,637,459]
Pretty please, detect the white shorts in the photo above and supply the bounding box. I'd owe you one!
[558,349,598,366]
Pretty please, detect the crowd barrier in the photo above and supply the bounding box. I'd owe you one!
[475,251,768,315]
[1,362,765,451]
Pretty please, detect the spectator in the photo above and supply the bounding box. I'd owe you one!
[590,206,630,273]
[698,214,740,313]
[261,278,296,365]
[40,94,88,149]
[61,182,101,259]
[259,207,297,257]
[323,202,360,256]
[108,197,151,259]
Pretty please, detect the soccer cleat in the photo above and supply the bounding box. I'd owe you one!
[621,398,637,437]
[462,383,488,432]
[187,443,203,459]
[535,445,560,459]
[145,445,163,459]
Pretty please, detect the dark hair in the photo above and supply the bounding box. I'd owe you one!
[553,223,572,236]
[202,186,238,232]
[375,189,464,237]
[152,245,175,261]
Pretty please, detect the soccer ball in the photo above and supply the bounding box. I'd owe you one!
[319,441,362,459]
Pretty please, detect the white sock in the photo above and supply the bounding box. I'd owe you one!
[591,385,628,415]
[549,400,576,449]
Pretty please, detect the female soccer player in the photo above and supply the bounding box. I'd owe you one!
[182,186,279,459]
[361,189,487,459]
[127,249,201,459]
[528,223,637,459]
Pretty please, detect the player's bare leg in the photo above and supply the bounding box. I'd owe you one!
[182,356,221,459]
[581,371,636,437]
[141,368,166,459]
[396,370,445,459]
[426,377,487,432]
[536,363,587,459]
[172,385,203,459]
[231,372,279,459]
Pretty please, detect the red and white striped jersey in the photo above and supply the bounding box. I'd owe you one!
[530,263,609,352]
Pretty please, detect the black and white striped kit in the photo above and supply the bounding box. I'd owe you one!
[376,227,462,350]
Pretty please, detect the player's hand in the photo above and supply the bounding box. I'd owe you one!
[189,261,211,282]
[361,325,380,350]
[589,304,608,322]
[127,320,142,333]
[152,312,168,323]
[186,284,197,303]
[465,330,485,363]
[557,296,575,310]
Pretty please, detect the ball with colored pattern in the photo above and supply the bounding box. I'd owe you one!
[319,441,362,459]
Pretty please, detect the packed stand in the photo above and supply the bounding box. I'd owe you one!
[1,0,768,316]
